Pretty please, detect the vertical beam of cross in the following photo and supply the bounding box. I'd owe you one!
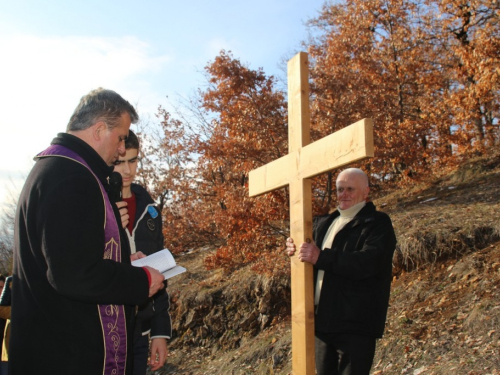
[287,52,316,375]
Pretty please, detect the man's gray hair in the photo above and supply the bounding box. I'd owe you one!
[66,88,139,131]
[337,168,369,187]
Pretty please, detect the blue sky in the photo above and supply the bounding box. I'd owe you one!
[0,0,328,211]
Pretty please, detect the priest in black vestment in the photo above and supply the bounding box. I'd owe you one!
[9,88,166,375]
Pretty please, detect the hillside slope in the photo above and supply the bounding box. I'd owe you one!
[150,153,500,375]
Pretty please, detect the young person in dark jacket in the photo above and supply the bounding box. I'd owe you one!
[286,168,397,375]
[10,88,165,375]
[113,130,171,374]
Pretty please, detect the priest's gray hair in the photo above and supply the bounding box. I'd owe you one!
[66,87,138,132]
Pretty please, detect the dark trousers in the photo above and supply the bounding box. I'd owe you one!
[132,333,149,375]
[315,332,376,375]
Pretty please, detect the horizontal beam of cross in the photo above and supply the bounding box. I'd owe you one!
[249,118,374,197]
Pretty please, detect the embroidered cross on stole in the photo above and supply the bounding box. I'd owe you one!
[37,144,128,375]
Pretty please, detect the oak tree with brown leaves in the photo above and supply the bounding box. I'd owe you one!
[307,0,499,185]
[150,51,291,274]
[142,0,499,273]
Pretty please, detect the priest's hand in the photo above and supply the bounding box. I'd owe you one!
[149,338,168,371]
[130,251,146,262]
[144,267,165,297]
[115,201,129,229]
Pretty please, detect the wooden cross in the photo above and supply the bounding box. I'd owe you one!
[248,52,374,375]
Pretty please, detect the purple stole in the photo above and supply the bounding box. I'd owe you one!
[37,144,128,375]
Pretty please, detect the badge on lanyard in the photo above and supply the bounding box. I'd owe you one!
[148,206,158,218]
[147,219,155,231]
[147,206,158,231]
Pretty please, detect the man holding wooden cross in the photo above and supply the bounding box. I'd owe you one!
[286,167,396,375]
[249,51,396,374]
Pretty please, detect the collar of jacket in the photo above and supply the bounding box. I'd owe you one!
[130,183,155,213]
[51,132,114,186]
[332,201,377,228]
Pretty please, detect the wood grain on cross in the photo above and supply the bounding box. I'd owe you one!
[248,52,374,375]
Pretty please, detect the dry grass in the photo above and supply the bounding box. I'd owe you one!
[374,242,500,374]
[379,152,500,273]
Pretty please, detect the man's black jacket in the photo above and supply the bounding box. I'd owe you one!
[313,202,397,338]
